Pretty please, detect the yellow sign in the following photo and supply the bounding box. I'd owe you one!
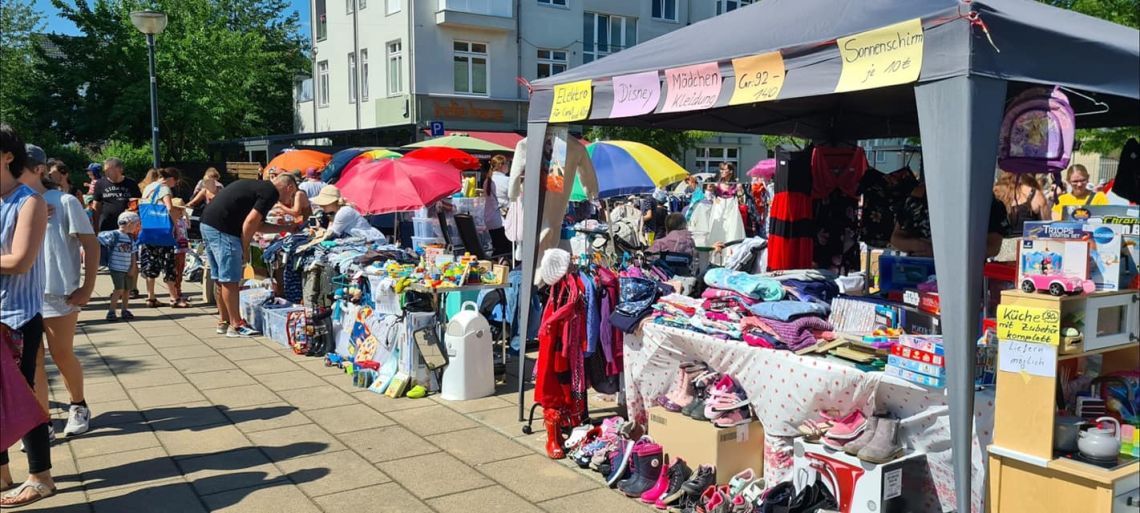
[835,18,924,93]
[996,304,1061,345]
[549,80,593,123]
[729,52,786,105]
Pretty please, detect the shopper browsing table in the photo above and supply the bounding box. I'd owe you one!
[201,176,297,337]
[138,168,184,308]
[308,185,386,241]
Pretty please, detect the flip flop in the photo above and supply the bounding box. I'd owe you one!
[0,481,56,509]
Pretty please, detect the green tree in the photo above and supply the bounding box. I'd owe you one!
[1041,0,1140,154]
[0,0,45,132]
[28,0,309,161]
[584,126,714,161]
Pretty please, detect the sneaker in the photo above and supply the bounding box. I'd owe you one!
[105,311,118,322]
[822,410,868,441]
[63,405,92,436]
[120,310,135,321]
[228,324,260,338]
[215,322,229,335]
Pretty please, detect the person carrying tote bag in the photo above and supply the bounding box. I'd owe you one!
[137,168,185,308]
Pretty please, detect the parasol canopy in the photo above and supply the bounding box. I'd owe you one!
[322,147,401,183]
[264,149,332,179]
[335,158,462,214]
[747,159,777,179]
[403,147,481,170]
[569,140,689,201]
[403,134,513,153]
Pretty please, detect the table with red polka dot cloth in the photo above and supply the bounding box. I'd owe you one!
[625,323,994,513]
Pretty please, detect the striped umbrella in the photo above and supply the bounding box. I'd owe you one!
[569,141,689,201]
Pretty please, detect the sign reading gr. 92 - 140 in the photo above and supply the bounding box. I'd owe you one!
[996,304,1061,345]
[548,80,593,123]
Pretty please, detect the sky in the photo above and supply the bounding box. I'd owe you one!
[33,0,311,39]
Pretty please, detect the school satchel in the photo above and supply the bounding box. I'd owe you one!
[138,186,176,246]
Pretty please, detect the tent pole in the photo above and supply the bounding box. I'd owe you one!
[517,121,549,421]
[915,75,1007,513]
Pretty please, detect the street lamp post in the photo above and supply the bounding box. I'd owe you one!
[130,10,167,170]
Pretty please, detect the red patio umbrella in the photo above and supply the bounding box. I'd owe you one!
[336,158,462,214]
[403,147,480,170]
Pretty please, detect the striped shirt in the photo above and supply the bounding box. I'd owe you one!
[0,184,45,329]
[98,230,136,273]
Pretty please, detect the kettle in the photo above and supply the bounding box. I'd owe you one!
[1077,416,1121,460]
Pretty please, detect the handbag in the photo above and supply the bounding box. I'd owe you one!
[138,184,176,246]
[0,325,49,451]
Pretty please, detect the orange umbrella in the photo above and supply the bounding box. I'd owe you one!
[403,147,480,170]
[263,149,332,179]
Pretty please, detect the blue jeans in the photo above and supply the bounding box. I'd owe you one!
[201,224,243,283]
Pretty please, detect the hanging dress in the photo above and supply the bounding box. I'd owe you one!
[768,147,815,270]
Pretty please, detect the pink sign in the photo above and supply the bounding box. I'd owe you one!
[661,62,722,113]
[609,71,661,118]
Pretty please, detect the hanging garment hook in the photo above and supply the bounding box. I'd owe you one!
[1059,86,1111,116]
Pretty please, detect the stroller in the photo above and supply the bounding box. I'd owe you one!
[183,243,206,284]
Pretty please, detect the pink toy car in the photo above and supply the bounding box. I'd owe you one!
[1020,273,1096,296]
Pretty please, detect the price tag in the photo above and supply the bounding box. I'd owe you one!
[884,469,903,499]
[729,52,785,105]
[996,304,1061,345]
[835,18,924,93]
[902,290,920,306]
[549,80,593,122]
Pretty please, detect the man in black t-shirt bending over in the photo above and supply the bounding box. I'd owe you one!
[200,175,297,337]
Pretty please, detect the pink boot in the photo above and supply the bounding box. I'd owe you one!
[640,458,671,504]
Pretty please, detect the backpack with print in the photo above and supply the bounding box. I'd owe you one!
[998,86,1076,175]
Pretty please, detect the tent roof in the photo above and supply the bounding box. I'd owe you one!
[528,0,1139,138]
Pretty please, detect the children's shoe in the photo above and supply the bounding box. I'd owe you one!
[843,416,880,456]
[654,457,692,509]
[822,410,868,441]
[405,385,427,399]
[63,404,91,437]
[857,417,904,463]
[120,310,135,321]
[727,468,756,497]
[712,407,752,428]
[216,322,229,335]
[105,311,118,322]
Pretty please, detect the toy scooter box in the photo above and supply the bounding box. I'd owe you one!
[648,408,764,484]
[1023,220,1124,291]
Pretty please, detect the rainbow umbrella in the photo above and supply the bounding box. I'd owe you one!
[569,141,689,201]
[322,147,400,183]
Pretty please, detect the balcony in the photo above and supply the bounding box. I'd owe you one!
[436,0,514,32]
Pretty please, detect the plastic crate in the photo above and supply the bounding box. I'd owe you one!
[262,305,305,347]
[412,218,444,238]
[451,197,485,216]
[239,288,273,332]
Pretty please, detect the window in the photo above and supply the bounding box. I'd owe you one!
[387,41,403,95]
[347,53,357,103]
[317,60,329,107]
[695,147,739,173]
[452,41,488,95]
[360,49,369,101]
[359,0,366,8]
[538,0,566,5]
[386,0,400,14]
[652,0,677,21]
[536,49,567,79]
[315,0,327,41]
[296,78,313,103]
[715,0,752,15]
[346,0,353,14]
[583,12,636,63]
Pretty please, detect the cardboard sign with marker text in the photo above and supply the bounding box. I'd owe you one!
[730,52,785,105]
[996,304,1061,345]
[835,18,924,92]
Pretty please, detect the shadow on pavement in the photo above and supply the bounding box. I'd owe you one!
[69,404,297,441]
[62,469,330,513]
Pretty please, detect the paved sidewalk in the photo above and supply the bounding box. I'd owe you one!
[8,275,645,512]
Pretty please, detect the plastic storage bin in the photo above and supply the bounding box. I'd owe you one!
[441,302,495,401]
[239,288,273,332]
[451,197,485,217]
[261,305,305,347]
[412,218,444,238]
[412,236,446,251]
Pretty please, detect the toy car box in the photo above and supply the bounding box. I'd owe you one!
[1023,221,1123,291]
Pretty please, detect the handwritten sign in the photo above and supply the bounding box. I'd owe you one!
[549,80,593,123]
[729,52,785,105]
[610,71,661,118]
[996,304,1061,345]
[661,62,722,113]
[998,340,1056,378]
[835,18,924,93]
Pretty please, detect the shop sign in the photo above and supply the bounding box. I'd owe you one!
[729,52,785,105]
[996,304,1061,345]
[835,18,924,93]
[430,99,508,123]
[661,62,722,113]
[549,79,593,123]
[610,71,661,118]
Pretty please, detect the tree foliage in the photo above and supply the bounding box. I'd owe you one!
[25,0,308,161]
[0,0,45,132]
[584,126,714,161]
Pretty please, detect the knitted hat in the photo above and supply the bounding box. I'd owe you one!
[539,248,571,286]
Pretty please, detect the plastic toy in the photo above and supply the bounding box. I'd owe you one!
[1020,272,1096,296]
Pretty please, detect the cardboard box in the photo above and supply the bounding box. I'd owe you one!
[891,343,944,367]
[887,354,945,378]
[884,364,945,388]
[647,408,764,484]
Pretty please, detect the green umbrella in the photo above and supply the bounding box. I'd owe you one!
[402,134,512,153]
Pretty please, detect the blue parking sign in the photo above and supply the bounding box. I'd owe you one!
[430,121,445,137]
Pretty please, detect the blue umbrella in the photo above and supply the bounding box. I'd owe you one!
[322,147,401,183]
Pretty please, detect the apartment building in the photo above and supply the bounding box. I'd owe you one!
[295,0,766,172]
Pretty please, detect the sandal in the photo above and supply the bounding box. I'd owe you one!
[0,481,56,509]
[171,300,191,309]
[146,299,160,308]
[797,418,832,442]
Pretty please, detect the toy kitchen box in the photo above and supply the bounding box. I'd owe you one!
[1062,205,1139,290]
[1022,221,1122,292]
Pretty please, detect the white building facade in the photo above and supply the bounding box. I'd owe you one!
[295,0,766,172]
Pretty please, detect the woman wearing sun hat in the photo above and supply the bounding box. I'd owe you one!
[309,185,385,242]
